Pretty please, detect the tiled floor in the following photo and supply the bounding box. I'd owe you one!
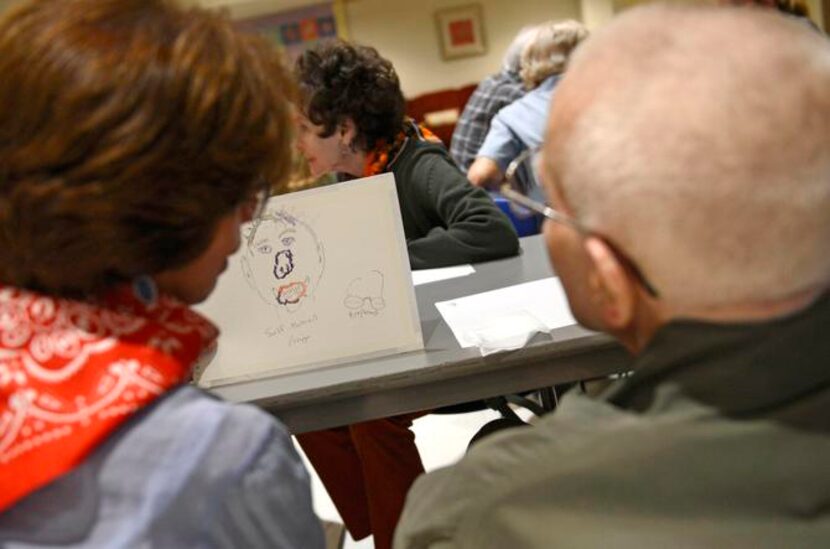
[296,408,504,549]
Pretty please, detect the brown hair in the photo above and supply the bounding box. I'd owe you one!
[0,0,294,298]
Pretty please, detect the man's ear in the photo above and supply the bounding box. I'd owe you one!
[339,118,358,149]
[583,236,636,331]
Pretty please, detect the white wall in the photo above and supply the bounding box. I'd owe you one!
[183,0,582,97]
[193,0,322,16]
[0,0,822,95]
[206,0,824,97]
[609,0,823,28]
[582,0,615,28]
[807,0,825,24]
[343,0,582,97]
[0,0,577,98]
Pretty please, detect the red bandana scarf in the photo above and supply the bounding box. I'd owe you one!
[362,120,442,177]
[0,283,218,511]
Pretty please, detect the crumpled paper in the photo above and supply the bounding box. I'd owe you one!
[464,310,549,356]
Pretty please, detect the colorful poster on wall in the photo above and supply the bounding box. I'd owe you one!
[237,2,344,63]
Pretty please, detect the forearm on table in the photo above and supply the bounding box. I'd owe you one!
[466,156,504,189]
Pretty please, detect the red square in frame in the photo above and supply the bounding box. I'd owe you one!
[435,4,486,60]
[449,19,475,46]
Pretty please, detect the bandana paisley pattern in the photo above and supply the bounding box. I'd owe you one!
[0,284,218,511]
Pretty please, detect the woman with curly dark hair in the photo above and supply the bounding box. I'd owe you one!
[293,40,519,549]
[0,0,322,546]
[295,40,519,269]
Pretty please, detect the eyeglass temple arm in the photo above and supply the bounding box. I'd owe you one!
[499,185,574,226]
[504,148,536,181]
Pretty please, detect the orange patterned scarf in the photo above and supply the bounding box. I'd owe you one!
[362,120,442,177]
[0,283,218,511]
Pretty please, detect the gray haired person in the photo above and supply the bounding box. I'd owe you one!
[449,25,537,171]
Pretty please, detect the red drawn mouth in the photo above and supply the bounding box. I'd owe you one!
[275,281,308,305]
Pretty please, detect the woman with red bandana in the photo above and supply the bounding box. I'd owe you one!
[293,40,519,549]
[0,1,322,546]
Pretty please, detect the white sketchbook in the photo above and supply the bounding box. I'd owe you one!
[195,173,423,387]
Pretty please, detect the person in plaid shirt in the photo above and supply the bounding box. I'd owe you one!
[449,26,537,171]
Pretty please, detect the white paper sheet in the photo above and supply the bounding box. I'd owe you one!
[411,265,475,286]
[195,173,423,387]
[434,277,576,351]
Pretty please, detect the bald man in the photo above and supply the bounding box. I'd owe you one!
[394,5,830,548]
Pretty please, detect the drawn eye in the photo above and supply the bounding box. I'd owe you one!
[281,236,295,247]
[257,244,272,254]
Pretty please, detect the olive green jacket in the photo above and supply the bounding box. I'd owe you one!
[395,293,830,548]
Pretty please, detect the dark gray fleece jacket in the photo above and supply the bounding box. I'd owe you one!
[388,137,519,269]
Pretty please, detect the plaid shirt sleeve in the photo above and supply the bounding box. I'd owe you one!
[450,72,526,171]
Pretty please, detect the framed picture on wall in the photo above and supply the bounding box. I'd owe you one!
[237,2,346,63]
[435,4,487,60]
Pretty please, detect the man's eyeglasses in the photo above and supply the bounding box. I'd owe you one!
[498,148,660,298]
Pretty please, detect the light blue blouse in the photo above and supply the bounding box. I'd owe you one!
[0,385,324,549]
[477,75,561,174]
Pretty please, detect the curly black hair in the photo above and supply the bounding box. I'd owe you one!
[295,39,405,151]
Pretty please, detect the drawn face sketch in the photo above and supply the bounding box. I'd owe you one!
[344,270,386,314]
[242,210,325,313]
